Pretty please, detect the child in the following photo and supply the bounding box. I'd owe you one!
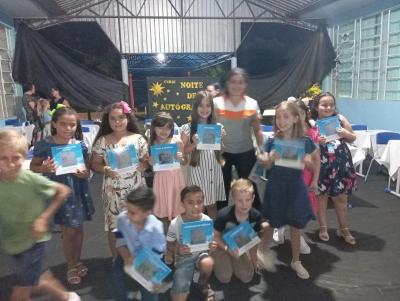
[90,101,149,257]
[310,92,356,245]
[165,185,216,301]
[257,101,317,279]
[30,106,94,285]
[181,91,226,219]
[212,179,271,284]
[149,112,185,232]
[0,129,80,301]
[37,97,52,138]
[112,186,166,301]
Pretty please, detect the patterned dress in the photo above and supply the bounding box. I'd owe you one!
[181,123,226,206]
[92,134,148,231]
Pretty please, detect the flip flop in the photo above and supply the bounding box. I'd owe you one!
[75,262,88,277]
[67,268,81,285]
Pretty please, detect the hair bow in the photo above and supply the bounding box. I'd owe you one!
[119,101,132,114]
[50,103,66,116]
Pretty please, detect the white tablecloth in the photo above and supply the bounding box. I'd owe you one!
[380,140,400,177]
[347,144,366,166]
[353,130,391,156]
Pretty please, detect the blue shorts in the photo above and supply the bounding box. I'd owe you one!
[12,242,47,286]
[171,252,209,295]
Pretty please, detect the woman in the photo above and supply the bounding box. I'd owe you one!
[22,83,41,144]
[50,86,71,110]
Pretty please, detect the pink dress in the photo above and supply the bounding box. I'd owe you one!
[303,126,319,215]
[152,138,185,220]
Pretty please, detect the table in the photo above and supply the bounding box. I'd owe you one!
[380,140,400,198]
[347,144,366,167]
[353,130,387,156]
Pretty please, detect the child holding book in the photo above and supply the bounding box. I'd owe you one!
[90,101,149,257]
[30,106,94,285]
[310,92,356,245]
[112,186,166,301]
[181,91,226,219]
[0,129,80,301]
[257,101,317,279]
[165,185,216,301]
[212,179,271,284]
[149,112,185,232]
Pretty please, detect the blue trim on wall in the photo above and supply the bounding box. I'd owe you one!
[337,99,400,132]
[0,11,13,28]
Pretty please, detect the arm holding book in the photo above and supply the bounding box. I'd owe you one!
[214,230,239,258]
[117,245,135,266]
[337,114,356,143]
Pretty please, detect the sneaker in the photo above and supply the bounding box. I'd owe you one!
[273,228,285,245]
[257,249,277,272]
[67,292,81,301]
[290,261,310,279]
[300,235,311,255]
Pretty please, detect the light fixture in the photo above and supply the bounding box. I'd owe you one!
[156,53,166,63]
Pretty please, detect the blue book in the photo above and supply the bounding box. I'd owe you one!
[150,143,180,171]
[181,220,214,252]
[197,124,222,150]
[124,247,171,292]
[222,221,261,257]
[51,143,85,175]
[107,144,139,174]
[274,138,305,170]
[316,116,340,142]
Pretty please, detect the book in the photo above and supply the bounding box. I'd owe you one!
[150,144,180,171]
[222,221,261,257]
[249,162,267,184]
[181,220,214,252]
[274,138,305,170]
[316,116,340,142]
[197,124,222,150]
[106,144,139,174]
[123,247,172,292]
[51,143,86,175]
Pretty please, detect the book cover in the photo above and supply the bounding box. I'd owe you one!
[222,221,261,257]
[150,144,180,171]
[123,247,171,292]
[106,144,139,174]
[197,124,222,150]
[274,139,305,170]
[181,220,214,252]
[316,116,340,142]
[51,143,86,175]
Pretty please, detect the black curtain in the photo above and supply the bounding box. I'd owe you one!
[237,23,336,109]
[12,23,128,111]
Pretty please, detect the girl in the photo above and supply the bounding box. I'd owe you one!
[257,101,317,279]
[37,97,52,139]
[30,106,94,285]
[181,91,226,219]
[149,112,185,233]
[310,92,356,245]
[90,101,148,257]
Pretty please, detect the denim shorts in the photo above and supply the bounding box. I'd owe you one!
[171,252,209,295]
[12,242,47,286]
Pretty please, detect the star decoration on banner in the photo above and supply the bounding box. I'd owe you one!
[176,115,181,120]
[187,115,192,122]
[152,101,159,109]
[149,82,165,96]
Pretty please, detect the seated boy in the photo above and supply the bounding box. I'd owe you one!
[0,129,79,301]
[165,185,216,301]
[112,185,166,301]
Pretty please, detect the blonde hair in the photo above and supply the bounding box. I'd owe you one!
[0,129,28,157]
[273,101,304,139]
[231,178,254,195]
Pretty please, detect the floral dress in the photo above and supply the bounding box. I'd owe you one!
[92,134,148,231]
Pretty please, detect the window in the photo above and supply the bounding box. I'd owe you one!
[0,26,16,118]
[386,7,400,100]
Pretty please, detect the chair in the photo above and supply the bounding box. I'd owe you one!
[351,124,368,131]
[82,126,90,133]
[365,132,400,181]
[5,118,19,126]
[81,120,95,125]
[261,124,273,132]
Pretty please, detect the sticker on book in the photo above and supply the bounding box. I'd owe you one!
[316,116,340,142]
[51,143,86,175]
[274,139,305,170]
[107,144,139,174]
[222,221,261,257]
[197,124,222,150]
[150,144,180,171]
[124,247,171,292]
[181,220,214,252]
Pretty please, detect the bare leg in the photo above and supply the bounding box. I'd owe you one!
[107,231,118,258]
[62,226,83,270]
[31,271,70,301]
[205,204,217,219]
[332,194,356,244]
[290,227,301,263]
[317,195,329,241]
[10,286,33,301]
[198,256,214,285]
[161,217,170,235]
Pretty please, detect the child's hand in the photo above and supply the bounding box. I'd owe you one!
[42,157,57,173]
[176,151,184,162]
[337,127,350,139]
[178,244,191,255]
[74,168,89,178]
[192,134,200,145]
[269,150,280,161]
[318,136,327,145]
[256,152,268,166]
[303,154,313,170]
[123,255,135,267]
[227,247,240,258]
[104,166,118,178]
[164,252,174,265]
[209,241,218,251]
[148,156,154,166]
[309,181,318,193]
[31,217,48,239]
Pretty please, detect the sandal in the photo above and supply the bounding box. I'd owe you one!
[336,228,356,245]
[201,284,215,301]
[67,268,81,285]
[319,226,330,242]
[75,262,88,277]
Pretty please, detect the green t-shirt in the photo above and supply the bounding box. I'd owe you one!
[0,170,56,255]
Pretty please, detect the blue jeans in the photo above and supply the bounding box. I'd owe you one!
[112,256,159,301]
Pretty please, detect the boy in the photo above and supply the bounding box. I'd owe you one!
[0,129,79,301]
[112,185,166,301]
[212,178,274,284]
[165,185,216,301]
